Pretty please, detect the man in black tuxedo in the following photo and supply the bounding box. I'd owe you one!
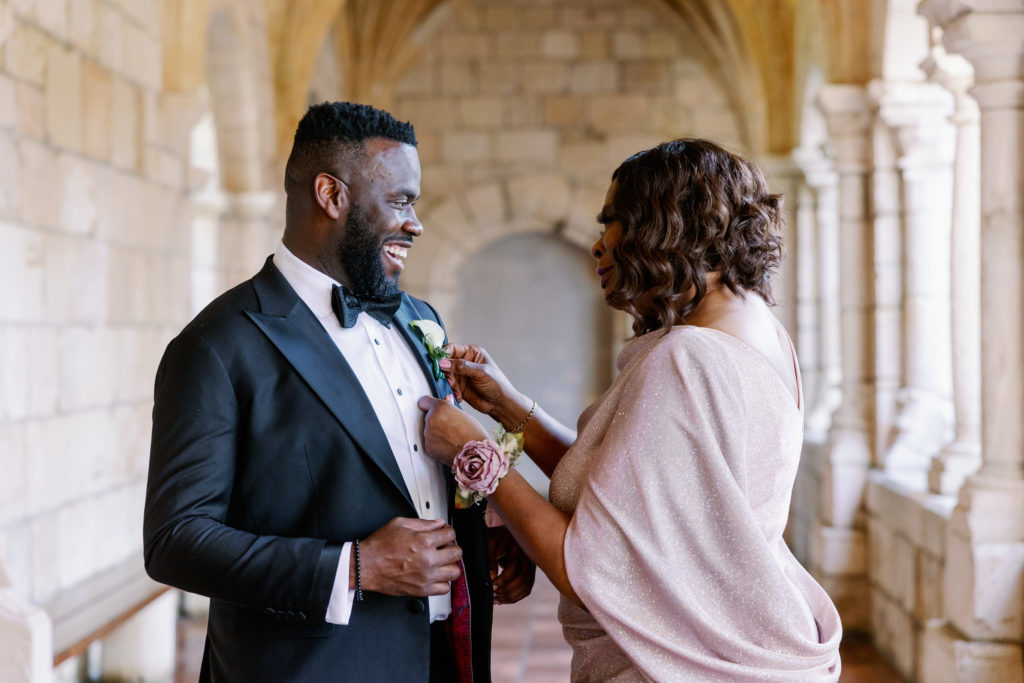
[143,102,531,682]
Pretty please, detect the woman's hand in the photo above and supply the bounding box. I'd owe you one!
[441,344,529,427]
[417,396,490,466]
[487,525,536,604]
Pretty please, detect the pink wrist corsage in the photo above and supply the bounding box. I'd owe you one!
[453,436,517,509]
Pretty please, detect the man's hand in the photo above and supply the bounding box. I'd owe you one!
[487,525,536,604]
[356,518,462,596]
[418,396,490,466]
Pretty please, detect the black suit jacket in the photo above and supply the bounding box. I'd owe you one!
[143,257,492,682]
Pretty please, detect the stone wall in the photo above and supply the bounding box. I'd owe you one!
[0,0,195,678]
[866,474,953,679]
[1,1,1021,681]
[389,0,741,335]
[0,0,189,604]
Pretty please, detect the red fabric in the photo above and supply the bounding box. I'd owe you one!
[444,559,474,683]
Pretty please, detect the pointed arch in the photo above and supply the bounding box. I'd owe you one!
[268,0,450,160]
[161,0,213,93]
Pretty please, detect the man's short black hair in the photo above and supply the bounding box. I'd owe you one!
[284,101,417,193]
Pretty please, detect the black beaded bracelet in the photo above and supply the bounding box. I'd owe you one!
[354,539,363,602]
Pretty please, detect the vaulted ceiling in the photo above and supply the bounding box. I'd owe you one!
[162,0,891,161]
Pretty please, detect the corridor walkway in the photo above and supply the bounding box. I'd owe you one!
[175,574,902,681]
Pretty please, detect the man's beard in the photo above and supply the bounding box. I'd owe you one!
[339,203,401,299]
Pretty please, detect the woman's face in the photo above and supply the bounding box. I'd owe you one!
[592,181,622,293]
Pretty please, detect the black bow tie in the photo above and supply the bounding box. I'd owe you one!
[331,284,402,328]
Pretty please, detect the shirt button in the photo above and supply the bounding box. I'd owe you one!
[413,444,419,452]
[425,500,430,509]
[397,388,404,396]
[374,338,381,345]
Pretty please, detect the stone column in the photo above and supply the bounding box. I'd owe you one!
[875,81,957,481]
[760,157,804,339]
[794,149,842,442]
[811,85,875,630]
[918,1,1024,679]
[922,46,983,496]
[220,190,280,287]
[0,563,53,683]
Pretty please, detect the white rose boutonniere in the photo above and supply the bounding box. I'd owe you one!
[409,319,450,380]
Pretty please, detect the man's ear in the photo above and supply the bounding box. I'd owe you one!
[313,173,348,220]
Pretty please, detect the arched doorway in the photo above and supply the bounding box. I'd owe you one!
[455,233,613,496]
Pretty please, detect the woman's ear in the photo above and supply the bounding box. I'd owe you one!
[313,173,349,220]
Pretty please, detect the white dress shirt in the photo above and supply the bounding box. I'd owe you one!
[272,242,451,624]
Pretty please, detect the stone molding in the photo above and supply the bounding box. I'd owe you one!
[0,561,53,683]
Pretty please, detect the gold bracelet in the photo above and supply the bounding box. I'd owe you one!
[509,399,537,434]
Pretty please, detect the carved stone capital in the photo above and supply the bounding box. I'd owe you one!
[920,0,1024,82]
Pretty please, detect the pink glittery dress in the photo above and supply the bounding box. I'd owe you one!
[549,326,842,682]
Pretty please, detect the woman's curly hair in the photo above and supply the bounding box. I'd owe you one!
[602,138,783,336]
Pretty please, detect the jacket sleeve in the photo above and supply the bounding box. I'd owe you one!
[143,329,342,623]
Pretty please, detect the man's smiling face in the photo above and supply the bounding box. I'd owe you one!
[337,138,422,297]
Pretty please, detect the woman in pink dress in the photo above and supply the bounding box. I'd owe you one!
[418,139,842,681]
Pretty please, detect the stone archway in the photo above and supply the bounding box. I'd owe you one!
[408,172,602,313]
[412,173,623,497]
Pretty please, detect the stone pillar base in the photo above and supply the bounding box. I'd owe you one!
[0,586,53,683]
[921,620,1023,683]
[99,591,178,683]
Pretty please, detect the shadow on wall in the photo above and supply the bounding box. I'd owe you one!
[454,232,613,497]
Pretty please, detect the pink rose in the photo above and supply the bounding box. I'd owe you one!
[453,439,510,496]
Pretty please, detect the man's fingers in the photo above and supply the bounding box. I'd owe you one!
[433,544,463,566]
[396,516,447,532]
[423,525,458,549]
[417,395,441,412]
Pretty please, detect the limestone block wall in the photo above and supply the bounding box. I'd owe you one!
[391,0,743,322]
[0,0,190,619]
[865,473,953,679]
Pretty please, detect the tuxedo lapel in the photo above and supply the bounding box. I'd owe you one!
[394,299,447,400]
[244,258,415,510]
[392,298,458,508]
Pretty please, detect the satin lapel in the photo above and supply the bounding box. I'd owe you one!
[392,299,457,510]
[245,260,415,510]
[394,299,446,400]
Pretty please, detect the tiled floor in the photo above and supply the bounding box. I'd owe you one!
[175,574,902,682]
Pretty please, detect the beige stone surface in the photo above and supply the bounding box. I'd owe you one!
[94,0,123,72]
[589,93,652,132]
[4,20,47,85]
[121,17,160,90]
[0,1,13,48]
[521,61,568,93]
[17,138,56,228]
[872,588,918,678]
[567,60,618,93]
[495,129,558,164]
[81,60,113,161]
[34,0,65,39]
[44,43,81,151]
[541,30,579,59]
[110,78,140,170]
[0,0,1017,677]
[67,0,94,53]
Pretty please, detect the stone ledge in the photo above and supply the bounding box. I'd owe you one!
[867,469,954,551]
[43,554,169,665]
[921,619,1023,683]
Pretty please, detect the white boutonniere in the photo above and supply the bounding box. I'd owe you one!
[409,319,450,380]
